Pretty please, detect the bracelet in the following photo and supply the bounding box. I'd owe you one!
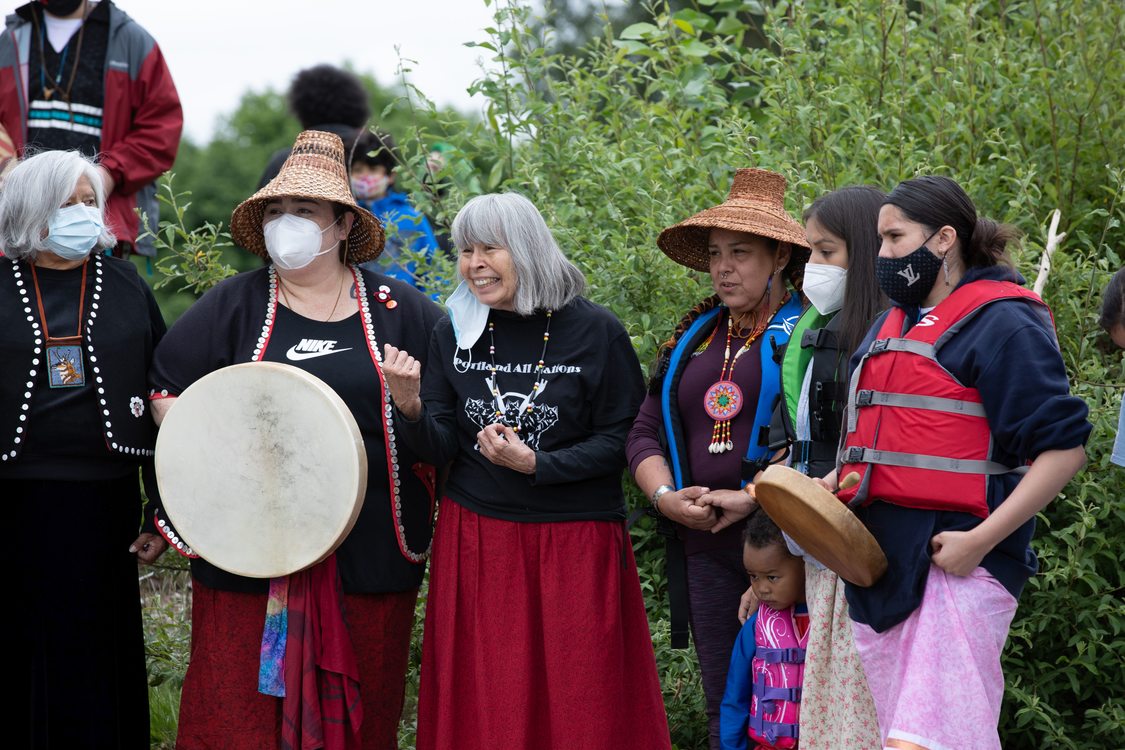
[651,484,674,514]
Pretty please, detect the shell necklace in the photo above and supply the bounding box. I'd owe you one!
[704,293,789,454]
[486,310,553,433]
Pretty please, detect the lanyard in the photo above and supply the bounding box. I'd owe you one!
[29,259,89,389]
[30,258,88,342]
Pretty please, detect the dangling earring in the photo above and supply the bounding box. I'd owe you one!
[942,253,951,286]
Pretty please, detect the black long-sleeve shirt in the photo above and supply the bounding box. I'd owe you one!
[397,297,644,522]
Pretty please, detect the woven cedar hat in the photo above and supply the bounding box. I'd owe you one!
[230,130,385,263]
[658,168,810,275]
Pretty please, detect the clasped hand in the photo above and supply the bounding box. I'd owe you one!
[661,486,757,533]
[477,423,536,474]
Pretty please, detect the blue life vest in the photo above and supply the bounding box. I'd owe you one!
[660,294,802,489]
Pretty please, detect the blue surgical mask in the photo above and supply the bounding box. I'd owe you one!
[446,280,490,350]
[46,204,104,260]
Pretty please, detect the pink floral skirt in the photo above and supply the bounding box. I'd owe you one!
[851,565,1017,750]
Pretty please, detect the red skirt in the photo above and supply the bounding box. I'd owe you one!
[416,500,671,750]
[177,580,417,750]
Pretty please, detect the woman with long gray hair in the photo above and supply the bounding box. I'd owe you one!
[384,192,671,749]
[0,149,168,747]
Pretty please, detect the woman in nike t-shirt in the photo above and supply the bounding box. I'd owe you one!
[148,131,443,749]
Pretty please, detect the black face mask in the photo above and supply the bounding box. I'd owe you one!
[874,232,942,306]
[40,0,84,17]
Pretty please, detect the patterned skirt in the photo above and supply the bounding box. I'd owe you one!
[799,564,882,749]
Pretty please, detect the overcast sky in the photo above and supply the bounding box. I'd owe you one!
[135,0,501,142]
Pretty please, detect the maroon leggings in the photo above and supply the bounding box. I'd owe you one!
[688,546,751,750]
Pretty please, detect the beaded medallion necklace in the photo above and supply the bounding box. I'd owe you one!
[703,293,790,453]
[485,310,553,433]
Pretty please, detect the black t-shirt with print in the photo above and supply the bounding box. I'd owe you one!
[398,297,644,522]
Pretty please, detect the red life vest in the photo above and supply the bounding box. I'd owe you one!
[837,280,1051,518]
[748,604,807,749]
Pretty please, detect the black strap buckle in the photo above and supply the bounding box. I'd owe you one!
[844,446,866,463]
[856,389,874,406]
[870,338,889,353]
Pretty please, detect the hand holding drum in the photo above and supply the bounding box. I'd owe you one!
[753,465,886,587]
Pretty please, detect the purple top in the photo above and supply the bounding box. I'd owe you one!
[627,312,765,555]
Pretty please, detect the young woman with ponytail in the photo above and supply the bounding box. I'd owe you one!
[826,175,1090,750]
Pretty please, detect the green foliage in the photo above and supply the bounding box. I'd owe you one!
[149,1,1125,747]
[141,553,190,749]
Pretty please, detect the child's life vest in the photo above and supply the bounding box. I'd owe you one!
[837,280,1051,517]
[749,604,808,749]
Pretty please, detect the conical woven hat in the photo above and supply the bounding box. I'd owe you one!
[658,168,810,275]
[230,130,385,263]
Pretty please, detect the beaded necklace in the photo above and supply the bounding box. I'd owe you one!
[485,310,553,433]
[703,293,790,454]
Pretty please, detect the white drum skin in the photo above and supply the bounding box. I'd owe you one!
[155,361,366,577]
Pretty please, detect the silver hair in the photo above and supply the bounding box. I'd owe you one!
[0,150,115,260]
[451,192,585,315]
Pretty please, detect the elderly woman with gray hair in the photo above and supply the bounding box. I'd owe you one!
[384,192,671,749]
[0,149,167,747]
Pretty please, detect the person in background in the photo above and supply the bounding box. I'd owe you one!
[257,63,371,189]
[0,0,183,258]
[1099,267,1125,467]
[351,127,440,291]
[0,149,167,748]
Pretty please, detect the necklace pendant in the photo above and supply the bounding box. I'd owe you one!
[42,87,54,101]
[704,380,743,421]
[47,343,86,388]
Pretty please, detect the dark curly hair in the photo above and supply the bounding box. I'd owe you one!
[351,129,399,173]
[288,65,371,129]
[743,507,785,550]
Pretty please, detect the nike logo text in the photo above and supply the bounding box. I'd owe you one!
[285,339,353,361]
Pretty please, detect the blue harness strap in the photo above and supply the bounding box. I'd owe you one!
[755,646,806,664]
[661,306,722,489]
[742,294,803,482]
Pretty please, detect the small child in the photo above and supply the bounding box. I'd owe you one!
[720,509,809,750]
[350,128,440,291]
[1099,267,1125,466]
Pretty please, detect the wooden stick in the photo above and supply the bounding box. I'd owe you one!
[1034,209,1066,297]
